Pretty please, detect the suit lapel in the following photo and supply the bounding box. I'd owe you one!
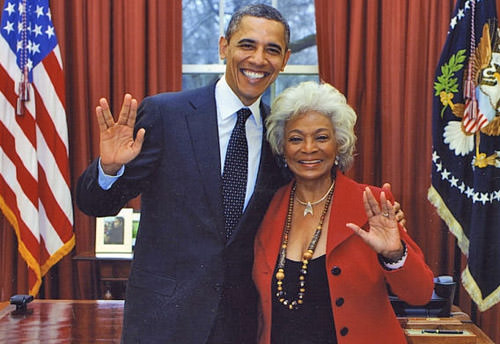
[184,83,224,228]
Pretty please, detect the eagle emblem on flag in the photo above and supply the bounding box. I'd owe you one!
[435,22,500,166]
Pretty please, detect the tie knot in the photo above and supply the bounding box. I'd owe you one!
[237,108,252,123]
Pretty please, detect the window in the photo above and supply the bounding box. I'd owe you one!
[182,0,318,104]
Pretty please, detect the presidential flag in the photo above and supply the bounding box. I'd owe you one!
[0,0,74,295]
[428,0,500,311]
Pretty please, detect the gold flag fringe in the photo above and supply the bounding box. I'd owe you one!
[428,186,500,312]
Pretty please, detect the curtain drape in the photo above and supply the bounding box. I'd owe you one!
[314,0,499,342]
[0,0,182,300]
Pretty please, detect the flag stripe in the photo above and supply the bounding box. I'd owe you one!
[0,157,40,248]
[0,121,38,205]
[38,166,73,243]
[34,88,71,184]
[40,51,66,108]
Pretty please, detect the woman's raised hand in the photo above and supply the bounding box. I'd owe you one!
[346,187,404,261]
[96,94,145,175]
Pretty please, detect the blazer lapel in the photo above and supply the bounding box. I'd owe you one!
[184,83,224,228]
[326,172,368,254]
[256,183,293,271]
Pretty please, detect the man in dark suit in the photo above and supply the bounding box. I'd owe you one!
[77,4,291,343]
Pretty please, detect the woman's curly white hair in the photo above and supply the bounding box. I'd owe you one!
[266,81,357,173]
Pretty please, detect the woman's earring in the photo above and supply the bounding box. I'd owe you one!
[283,158,288,168]
[334,157,339,166]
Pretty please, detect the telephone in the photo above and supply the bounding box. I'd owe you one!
[389,276,456,317]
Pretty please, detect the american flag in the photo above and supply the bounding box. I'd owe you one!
[0,0,74,295]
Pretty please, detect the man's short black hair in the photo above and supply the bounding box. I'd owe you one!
[225,4,290,48]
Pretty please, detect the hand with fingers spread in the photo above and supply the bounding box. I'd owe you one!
[346,187,404,261]
[97,93,146,175]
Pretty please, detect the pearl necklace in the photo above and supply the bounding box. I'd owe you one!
[295,180,335,216]
[275,180,335,310]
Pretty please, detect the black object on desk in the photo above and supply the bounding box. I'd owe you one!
[10,294,34,316]
[390,275,457,317]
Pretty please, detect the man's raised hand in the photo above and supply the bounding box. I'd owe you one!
[96,94,145,175]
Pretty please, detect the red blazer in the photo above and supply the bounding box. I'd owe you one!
[253,172,434,344]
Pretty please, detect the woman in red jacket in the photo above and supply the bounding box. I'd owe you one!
[253,81,434,344]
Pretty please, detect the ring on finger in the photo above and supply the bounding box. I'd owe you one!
[382,212,389,217]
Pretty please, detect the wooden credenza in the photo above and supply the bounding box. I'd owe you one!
[73,252,132,300]
[0,300,494,343]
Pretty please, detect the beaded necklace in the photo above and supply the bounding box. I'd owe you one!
[275,180,335,310]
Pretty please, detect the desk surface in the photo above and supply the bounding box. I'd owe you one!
[0,300,494,343]
[0,300,124,343]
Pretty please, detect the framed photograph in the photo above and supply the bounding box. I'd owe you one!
[95,208,133,254]
[132,211,140,249]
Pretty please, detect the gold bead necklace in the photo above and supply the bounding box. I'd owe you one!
[275,180,335,310]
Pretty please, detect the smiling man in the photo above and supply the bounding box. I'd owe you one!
[76,4,291,344]
[220,15,290,105]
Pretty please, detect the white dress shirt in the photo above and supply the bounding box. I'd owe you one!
[215,75,262,210]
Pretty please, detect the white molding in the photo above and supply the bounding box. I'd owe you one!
[182,64,318,75]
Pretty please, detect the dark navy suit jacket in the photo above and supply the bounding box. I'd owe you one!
[76,82,286,343]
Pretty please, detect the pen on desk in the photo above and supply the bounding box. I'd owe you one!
[421,329,464,334]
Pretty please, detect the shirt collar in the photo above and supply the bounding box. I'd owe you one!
[215,74,262,125]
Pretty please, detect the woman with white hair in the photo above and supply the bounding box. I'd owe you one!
[253,81,434,343]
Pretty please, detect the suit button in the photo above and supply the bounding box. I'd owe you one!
[331,266,341,275]
[335,297,344,307]
[340,327,349,336]
[214,283,223,292]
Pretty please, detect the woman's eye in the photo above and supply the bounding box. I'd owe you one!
[288,137,302,142]
[317,135,329,141]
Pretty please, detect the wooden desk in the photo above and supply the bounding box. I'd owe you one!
[0,300,493,343]
[0,300,123,343]
[400,306,494,344]
[73,252,132,299]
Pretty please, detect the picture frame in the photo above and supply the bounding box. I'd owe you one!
[132,211,140,249]
[95,208,133,254]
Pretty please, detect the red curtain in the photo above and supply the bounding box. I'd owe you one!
[314,0,499,342]
[0,0,182,300]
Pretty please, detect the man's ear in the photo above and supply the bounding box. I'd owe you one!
[219,36,228,60]
[280,49,292,72]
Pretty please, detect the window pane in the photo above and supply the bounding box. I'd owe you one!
[277,0,317,65]
[182,0,220,64]
[274,74,319,96]
[182,0,317,65]
[182,73,222,90]
[182,73,318,104]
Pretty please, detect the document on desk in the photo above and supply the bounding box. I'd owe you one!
[405,329,476,344]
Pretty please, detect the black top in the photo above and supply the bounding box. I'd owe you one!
[271,255,337,344]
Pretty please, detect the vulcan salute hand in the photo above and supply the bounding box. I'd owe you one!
[96,94,145,175]
[346,187,404,261]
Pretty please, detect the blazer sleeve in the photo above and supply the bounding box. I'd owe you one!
[383,228,435,306]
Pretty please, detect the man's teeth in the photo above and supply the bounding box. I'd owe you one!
[243,70,265,79]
